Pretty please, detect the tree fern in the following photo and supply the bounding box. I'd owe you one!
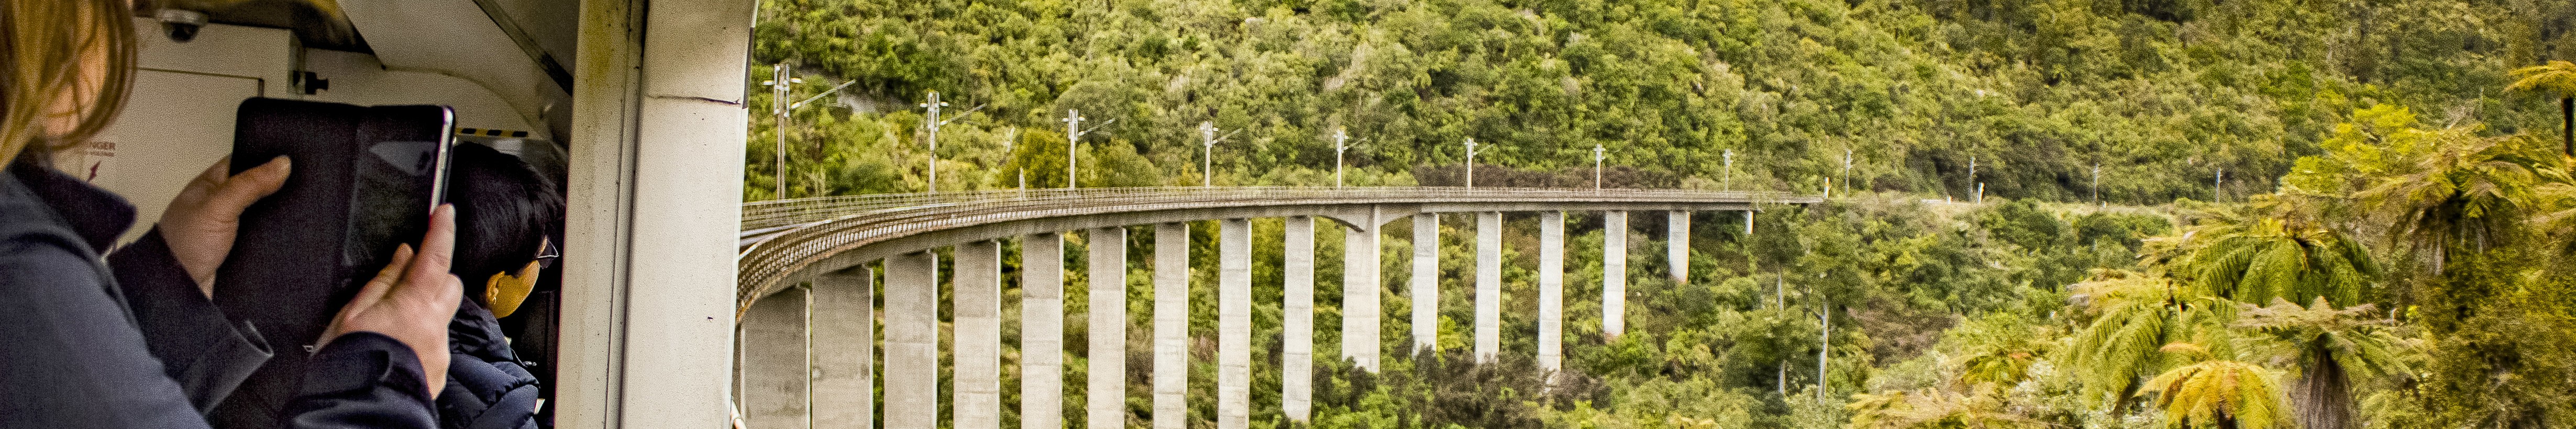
[2144,347,2290,429]
[2162,197,2378,308]
[2507,60,2576,156]
[2235,298,2410,429]
[2070,270,2234,414]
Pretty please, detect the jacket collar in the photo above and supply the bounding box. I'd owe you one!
[7,156,135,252]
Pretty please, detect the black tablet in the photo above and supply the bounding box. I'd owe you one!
[208,98,453,426]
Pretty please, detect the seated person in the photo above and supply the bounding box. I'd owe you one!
[437,143,565,429]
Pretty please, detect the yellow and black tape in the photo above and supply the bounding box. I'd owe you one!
[456,128,533,138]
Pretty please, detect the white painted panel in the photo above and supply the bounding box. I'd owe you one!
[299,49,539,134]
[86,71,261,244]
[129,19,293,96]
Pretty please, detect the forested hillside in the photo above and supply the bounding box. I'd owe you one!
[747,0,2569,201]
[745,0,2576,427]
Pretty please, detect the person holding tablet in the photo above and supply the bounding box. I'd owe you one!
[1,1,458,427]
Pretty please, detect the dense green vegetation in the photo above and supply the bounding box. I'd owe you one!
[747,0,2576,427]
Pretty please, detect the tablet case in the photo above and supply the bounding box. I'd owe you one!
[208,98,453,428]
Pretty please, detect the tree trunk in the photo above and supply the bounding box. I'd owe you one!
[2294,342,2354,429]
[2559,97,2571,157]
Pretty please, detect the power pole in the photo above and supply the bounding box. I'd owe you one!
[1721,149,1733,191]
[1063,110,1084,189]
[1061,110,1112,189]
[1464,138,1482,188]
[1004,127,1023,190]
[1593,143,1607,190]
[921,91,948,194]
[762,63,798,199]
[1966,154,1977,200]
[917,91,983,195]
[1840,148,1853,195]
[1201,121,1218,188]
[1330,129,1368,187]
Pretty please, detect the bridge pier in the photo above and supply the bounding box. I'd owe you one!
[1086,227,1128,428]
[1668,211,1690,284]
[1152,223,1191,429]
[1537,211,1564,374]
[1021,233,1065,429]
[955,241,1003,429]
[1342,223,1381,372]
[812,267,871,429]
[741,287,808,429]
[1476,212,1501,363]
[1281,217,1315,421]
[884,251,940,428]
[1219,219,1254,429]
[1602,211,1627,338]
[1410,214,1439,353]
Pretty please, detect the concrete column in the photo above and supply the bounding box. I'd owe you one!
[1218,219,1254,429]
[1537,211,1564,374]
[1668,211,1690,284]
[1601,212,1628,338]
[1410,214,1439,353]
[955,241,1003,429]
[812,267,873,429]
[555,0,752,425]
[1474,212,1501,363]
[884,251,940,428]
[1022,233,1066,429]
[1281,217,1315,420]
[1341,224,1381,371]
[742,287,809,429]
[1152,223,1191,429]
[1085,228,1127,429]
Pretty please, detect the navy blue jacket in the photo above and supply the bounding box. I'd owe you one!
[0,160,437,428]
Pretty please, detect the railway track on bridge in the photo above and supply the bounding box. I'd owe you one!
[736,186,1821,306]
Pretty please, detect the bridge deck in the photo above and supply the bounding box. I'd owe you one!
[736,186,1821,306]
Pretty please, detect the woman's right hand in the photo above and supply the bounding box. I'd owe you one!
[318,205,461,398]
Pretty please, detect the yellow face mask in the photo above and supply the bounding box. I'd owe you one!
[483,260,541,318]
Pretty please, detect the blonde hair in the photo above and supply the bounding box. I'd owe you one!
[2,0,138,168]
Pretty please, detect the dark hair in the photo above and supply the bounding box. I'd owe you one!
[446,142,563,297]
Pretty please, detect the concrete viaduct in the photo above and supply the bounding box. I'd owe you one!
[731,186,1822,428]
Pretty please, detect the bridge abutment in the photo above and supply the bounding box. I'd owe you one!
[1475,212,1502,363]
[1602,211,1628,338]
[1281,217,1316,421]
[1219,219,1254,429]
[1538,211,1565,374]
[955,240,1003,429]
[740,286,808,429]
[812,267,872,429]
[1021,233,1066,429]
[1342,223,1382,372]
[883,251,940,428]
[1668,210,1691,284]
[1410,214,1440,354]
[1151,223,1190,429]
[1085,227,1128,428]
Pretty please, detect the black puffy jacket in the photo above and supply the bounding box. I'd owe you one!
[439,298,546,429]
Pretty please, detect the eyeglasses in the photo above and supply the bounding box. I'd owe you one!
[533,238,560,269]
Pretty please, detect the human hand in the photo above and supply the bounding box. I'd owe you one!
[157,155,291,298]
[319,205,460,398]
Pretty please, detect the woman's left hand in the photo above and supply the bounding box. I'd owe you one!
[158,155,291,298]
